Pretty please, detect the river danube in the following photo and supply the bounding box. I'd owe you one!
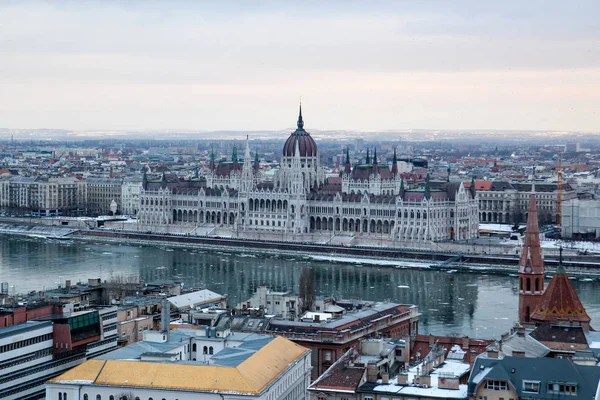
[2,235,600,339]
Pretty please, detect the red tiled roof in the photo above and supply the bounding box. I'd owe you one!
[531,268,591,325]
[463,180,492,191]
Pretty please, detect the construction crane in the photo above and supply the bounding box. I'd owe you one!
[553,161,589,234]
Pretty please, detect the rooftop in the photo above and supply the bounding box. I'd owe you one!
[51,334,309,395]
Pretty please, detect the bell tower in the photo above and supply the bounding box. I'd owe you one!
[518,194,545,324]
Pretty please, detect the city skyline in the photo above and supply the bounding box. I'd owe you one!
[1,1,599,133]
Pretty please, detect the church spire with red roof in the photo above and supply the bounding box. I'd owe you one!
[518,194,545,324]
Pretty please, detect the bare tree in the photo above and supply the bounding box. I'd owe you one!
[299,267,316,313]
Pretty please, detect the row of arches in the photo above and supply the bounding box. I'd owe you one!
[310,217,396,234]
[248,198,288,212]
[520,276,542,293]
[172,209,236,225]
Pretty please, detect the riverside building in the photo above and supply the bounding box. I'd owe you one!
[138,106,479,242]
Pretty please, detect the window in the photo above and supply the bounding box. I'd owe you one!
[485,380,508,390]
[97,396,101,400]
[209,346,214,355]
[83,395,89,400]
[59,394,62,400]
[523,380,540,393]
[548,382,577,395]
[110,397,115,400]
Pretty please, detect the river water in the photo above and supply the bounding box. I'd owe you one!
[2,234,600,339]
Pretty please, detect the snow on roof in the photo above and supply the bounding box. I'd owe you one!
[167,289,225,309]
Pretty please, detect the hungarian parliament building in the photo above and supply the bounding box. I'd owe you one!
[137,107,479,242]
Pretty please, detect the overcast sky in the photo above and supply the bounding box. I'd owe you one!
[0,1,599,132]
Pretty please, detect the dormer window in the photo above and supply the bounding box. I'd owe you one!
[485,380,508,390]
[523,380,540,393]
[548,382,577,395]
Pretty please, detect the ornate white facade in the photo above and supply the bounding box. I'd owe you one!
[138,107,479,242]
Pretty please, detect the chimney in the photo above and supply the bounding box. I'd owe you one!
[382,372,389,384]
[314,314,320,323]
[65,280,71,288]
[161,299,170,341]
[429,334,435,346]
[439,376,460,390]
[397,373,408,385]
[421,374,431,387]
[487,349,499,359]
[462,336,469,349]
[366,362,378,383]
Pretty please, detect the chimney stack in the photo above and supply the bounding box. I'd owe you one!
[366,362,378,383]
[161,299,170,341]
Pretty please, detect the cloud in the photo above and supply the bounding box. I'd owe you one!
[0,0,598,131]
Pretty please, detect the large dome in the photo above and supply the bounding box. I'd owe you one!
[283,105,318,158]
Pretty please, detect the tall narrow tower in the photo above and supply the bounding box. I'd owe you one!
[518,194,545,324]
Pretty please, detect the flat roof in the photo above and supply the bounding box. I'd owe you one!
[0,320,52,340]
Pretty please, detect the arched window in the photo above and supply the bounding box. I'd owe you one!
[59,394,62,400]
[526,278,531,291]
[110,397,115,400]
[83,395,89,400]
[203,346,208,354]
[209,346,214,355]
[64,394,67,400]
[97,395,102,400]
[192,343,197,352]
[535,278,539,292]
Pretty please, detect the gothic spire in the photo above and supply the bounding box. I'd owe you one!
[142,168,148,189]
[210,146,215,171]
[373,148,378,164]
[447,162,451,182]
[366,148,370,164]
[424,173,431,200]
[297,102,304,130]
[519,194,544,275]
[232,145,238,162]
[470,176,476,199]
[344,147,352,175]
[391,147,398,175]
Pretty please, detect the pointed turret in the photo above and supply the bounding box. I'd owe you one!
[344,147,352,174]
[530,264,591,329]
[161,170,167,188]
[253,151,260,172]
[297,102,304,130]
[209,146,216,171]
[424,173,431,200]
[142,169,148,190]
[373,148,379,174]
[469,176,476,199]
[447,162,451,182]
[365,148,370,165]
[399,178,405,197]
[391,147,398,175]
[518,194,545,324]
